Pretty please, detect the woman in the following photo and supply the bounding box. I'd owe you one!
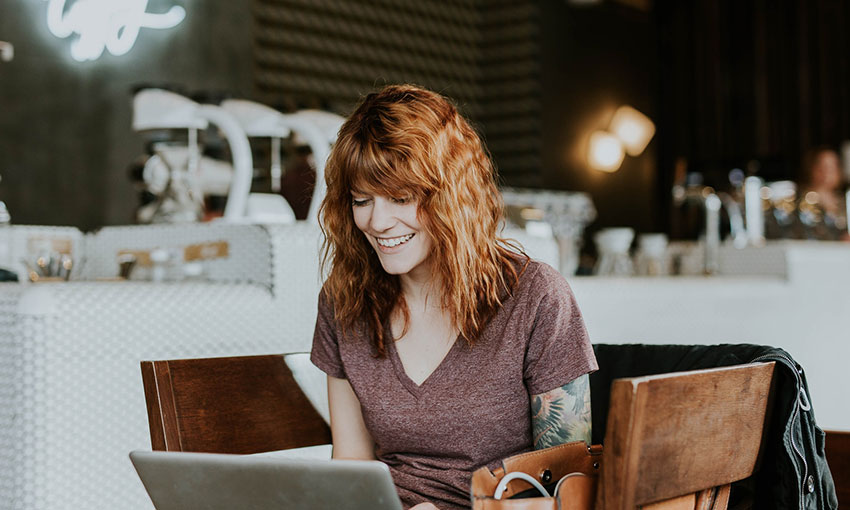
[799,147,848,241]
[310,84,597,510]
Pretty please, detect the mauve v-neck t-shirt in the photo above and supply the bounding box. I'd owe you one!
[310,260,597,510]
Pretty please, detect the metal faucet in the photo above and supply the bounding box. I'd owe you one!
[717,192,747,248]
[743,176,765,245]
[700,192,720,274]
[672,175,765,274]
[672,184,721,274]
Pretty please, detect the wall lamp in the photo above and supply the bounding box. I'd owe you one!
[587,131,624,173]
[588,105,655,172]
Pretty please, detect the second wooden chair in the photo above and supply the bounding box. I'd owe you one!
[140,354,331,454]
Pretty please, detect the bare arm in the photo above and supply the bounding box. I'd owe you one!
[327,375,376,460]
[530,374,591,449]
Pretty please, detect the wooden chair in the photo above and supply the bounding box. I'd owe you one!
[597,362,776,510]
[140,354,331,454]
[825,430,850,509]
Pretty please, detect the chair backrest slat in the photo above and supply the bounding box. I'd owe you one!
[140,354,331,454]
[141,360,182,450]
[598,362,776,509]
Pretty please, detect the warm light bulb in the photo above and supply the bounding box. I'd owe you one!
[610,105,655,156]
[588,131,625,172]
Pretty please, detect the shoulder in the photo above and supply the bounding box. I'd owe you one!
[511,259,581,324]
[524,259,563,281]
[315,285,372,345]
[315,286,348,338]
[317,285,334,311]
[315,287,337,327]
[515,259,571,298]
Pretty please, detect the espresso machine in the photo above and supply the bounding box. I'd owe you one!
[130,89,344,224]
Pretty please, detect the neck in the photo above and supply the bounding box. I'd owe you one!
[399,265,441,312]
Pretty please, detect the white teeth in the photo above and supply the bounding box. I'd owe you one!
[376,234,414,247]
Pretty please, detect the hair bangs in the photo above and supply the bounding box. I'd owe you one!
[345,138,428,199]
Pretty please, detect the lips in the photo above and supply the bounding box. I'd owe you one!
[375,233,415,248]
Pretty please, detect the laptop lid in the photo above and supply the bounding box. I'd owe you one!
[130,450,404,510]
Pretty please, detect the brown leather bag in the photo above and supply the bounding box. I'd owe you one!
[470,441,603,510]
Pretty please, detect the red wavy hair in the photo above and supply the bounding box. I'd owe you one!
[319,84,528,357]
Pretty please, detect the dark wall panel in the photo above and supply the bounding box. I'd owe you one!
[477,1,541,182]
[253,0,480,112]
[252,0,541,180]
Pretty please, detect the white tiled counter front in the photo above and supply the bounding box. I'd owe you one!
[0,223,326,510]
[1,282,291,510]
[569,241,850,431]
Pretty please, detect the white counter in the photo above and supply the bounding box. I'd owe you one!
[569,241,850,430]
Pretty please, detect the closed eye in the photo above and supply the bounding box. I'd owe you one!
[351,197,371,207]
[391,196,411,204]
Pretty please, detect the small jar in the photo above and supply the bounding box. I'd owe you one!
[635,233,669,276]
[593,228,634,276]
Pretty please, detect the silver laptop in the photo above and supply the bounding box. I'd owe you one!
[130,450,404,510]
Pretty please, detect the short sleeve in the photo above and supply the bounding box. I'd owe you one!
[310,289,347,379]
[523,263,598,395]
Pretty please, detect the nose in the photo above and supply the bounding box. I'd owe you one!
[369,197,396,232]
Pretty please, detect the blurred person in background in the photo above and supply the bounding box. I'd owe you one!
[799,147,849,241]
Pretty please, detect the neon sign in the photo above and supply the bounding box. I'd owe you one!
[45,0,186,62]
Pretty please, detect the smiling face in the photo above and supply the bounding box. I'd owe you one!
[351,191,434,282]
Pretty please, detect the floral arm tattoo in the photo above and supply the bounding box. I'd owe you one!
[530,374,591,449]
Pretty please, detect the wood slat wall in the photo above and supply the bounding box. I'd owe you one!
[477,1,541,178]
[252,0,540,179]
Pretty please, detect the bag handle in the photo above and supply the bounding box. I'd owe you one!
[493,472,550,500]
[471,441,602,500]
